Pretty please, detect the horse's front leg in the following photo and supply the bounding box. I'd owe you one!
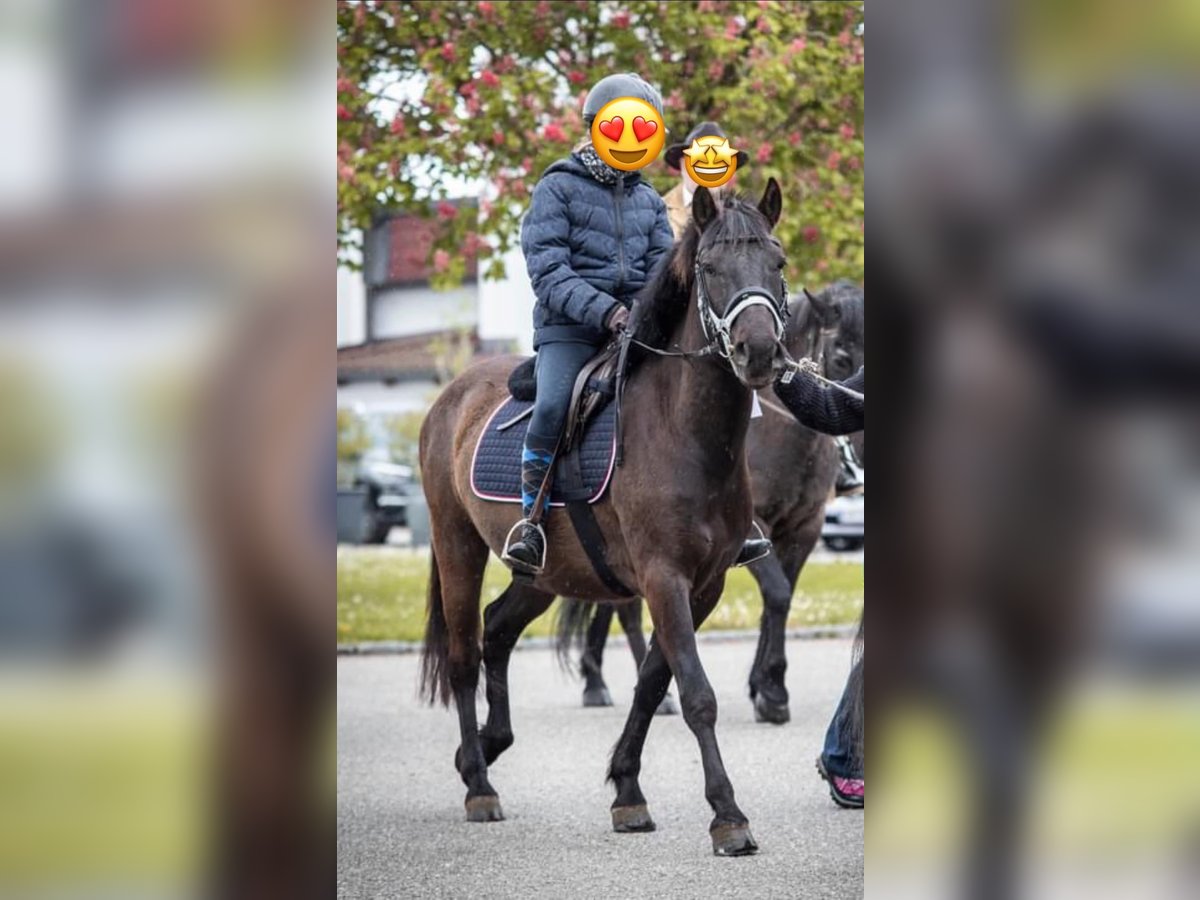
[648,571,758,856]
[607,631,672,833]
[616,601,679,716]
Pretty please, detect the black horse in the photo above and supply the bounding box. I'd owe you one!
[420,183,789,855]
[561,281,865,724]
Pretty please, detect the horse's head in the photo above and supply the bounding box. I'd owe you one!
[789,279,865,382]
[690,179,789,390]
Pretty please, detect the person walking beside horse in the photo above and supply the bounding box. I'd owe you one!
[775,361,866,808]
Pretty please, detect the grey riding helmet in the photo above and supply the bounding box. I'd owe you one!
[582,73,665,128]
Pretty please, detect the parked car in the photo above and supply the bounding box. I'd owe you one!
[353,456,418,544]
[822,493,864,552]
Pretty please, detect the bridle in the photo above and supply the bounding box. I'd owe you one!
[693,241,789,362]
[624,235,790,365]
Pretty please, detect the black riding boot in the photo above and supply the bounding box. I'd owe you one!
[502,436,554,574]
[734,530,773,567]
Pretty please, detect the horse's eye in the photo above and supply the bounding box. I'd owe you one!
[701,262,716,276]
[775,259,786,271]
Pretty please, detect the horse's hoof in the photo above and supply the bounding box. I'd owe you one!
[711,823,759,857]
[654,691,679,716]
[465,795,504,822]
[582,685,613,707]
[611,804,656,833]
[753,694,790,725]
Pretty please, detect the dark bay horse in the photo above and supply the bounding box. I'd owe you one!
[561,281,865,724]
[418,181,789,856]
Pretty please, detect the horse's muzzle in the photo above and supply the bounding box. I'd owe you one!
[731,336,786,390]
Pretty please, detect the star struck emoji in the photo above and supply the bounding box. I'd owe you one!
[682,136,740,188]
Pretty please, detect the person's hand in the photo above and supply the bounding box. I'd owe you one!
[606,304,630,333]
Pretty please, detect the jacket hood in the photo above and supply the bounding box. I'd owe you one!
[541,154,644,188]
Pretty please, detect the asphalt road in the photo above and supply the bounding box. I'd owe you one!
[337,636,863,899]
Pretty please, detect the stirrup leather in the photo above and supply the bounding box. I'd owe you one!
[500,518,547,574]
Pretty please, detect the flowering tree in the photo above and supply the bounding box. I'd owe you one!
[337,0,863,289]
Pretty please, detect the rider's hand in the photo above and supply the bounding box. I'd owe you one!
[606,304,630,333]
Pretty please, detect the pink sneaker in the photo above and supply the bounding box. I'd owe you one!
[817,756,864,809]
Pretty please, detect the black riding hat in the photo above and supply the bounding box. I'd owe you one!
[664,121,749,171]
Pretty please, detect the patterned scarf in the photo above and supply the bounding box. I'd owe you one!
[573,139,622,186]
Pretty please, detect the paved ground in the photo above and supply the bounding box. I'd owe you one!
[337,637,863,899]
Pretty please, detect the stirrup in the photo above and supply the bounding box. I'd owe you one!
[500,518,547,575]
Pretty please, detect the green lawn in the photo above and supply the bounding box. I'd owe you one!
[337,546,863,643]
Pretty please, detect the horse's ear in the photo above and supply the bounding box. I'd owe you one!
[758,177,782,229]
[804,287,838,327]
[693,186,718,231]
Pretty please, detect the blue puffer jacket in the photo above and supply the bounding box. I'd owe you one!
[521,154,674,348]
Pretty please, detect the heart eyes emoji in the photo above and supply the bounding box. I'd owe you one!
[589,96,665,171]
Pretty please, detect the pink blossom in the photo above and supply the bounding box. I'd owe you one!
[802,225,820,244]
[491,130,505,146]
[481,70,500,88]
[440,42,455,62]
[433,250,451,273]
[438,201,457,220]
[337,104,351,121]
[757,16,770,33]
[478,1,495,18]
[568,70,587,84]
[390,114,405,136]
[756,143,773,163]
[758,0,770,8]
[337,77,355,95]
[537,0,550,16]
[826,151,842,169]
[725,17,741,38]
[788,131,802,146]
[846,156,861,170]
[466,96,481,115]
[816,259,828,272]
[339,163,355,182]
[838,30,851,47]
[840,123,855,140]
[698,0,716,12]
[612,10,631,28]
[543,122,568,143]
[459,81,476,97]
[708,60,724,80]
[790,37,807,54]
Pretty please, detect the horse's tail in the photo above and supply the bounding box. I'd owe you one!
[847,612,865,766]
[419,547,452,707]
[554,597,594,672]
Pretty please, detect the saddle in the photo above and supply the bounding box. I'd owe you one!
[505,343,620,449]
[496,343,633,596]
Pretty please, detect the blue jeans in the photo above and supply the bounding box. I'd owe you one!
[821,660,863,779]
[522,339,601,518]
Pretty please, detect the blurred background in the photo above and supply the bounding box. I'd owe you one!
[867,1,1200,898]
[0,0,328,896]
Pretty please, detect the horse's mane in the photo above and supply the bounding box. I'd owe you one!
[626,193,774,355]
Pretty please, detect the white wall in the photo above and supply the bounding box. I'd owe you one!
[478,244,535,354]
[337,266,366,347]
[370,283,476,339]
[336,379,436,415]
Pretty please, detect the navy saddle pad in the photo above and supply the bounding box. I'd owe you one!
[470,397,617,506]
